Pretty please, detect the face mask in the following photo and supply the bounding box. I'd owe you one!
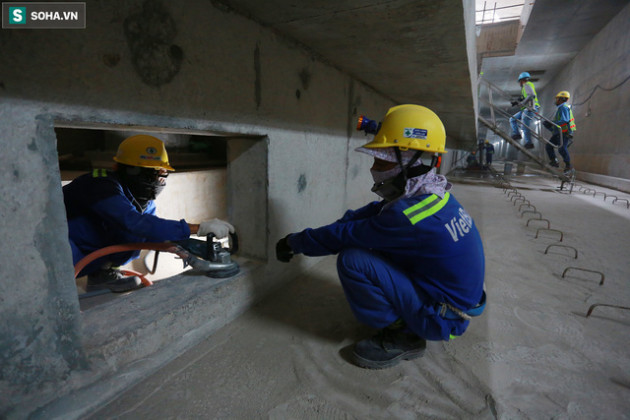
[370,166,405,201]
[370,166,401,184]
[118,166,166,210]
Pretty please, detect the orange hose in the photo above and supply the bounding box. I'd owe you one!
[74,243,185,288]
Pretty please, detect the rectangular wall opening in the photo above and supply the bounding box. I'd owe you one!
[55,124,268,309]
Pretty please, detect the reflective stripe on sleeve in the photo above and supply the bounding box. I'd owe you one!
[403,192,450,225]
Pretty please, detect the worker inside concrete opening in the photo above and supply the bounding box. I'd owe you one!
[509,71,540,149]
[63,134,235,293]
[466,150,479,168]
[276,105,486,369]
[543,91,576,174]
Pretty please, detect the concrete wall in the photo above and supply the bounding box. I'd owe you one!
[0,0,394,416]
[539,3,630,180]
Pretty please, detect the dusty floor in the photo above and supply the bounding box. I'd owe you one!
[88,170,630,419]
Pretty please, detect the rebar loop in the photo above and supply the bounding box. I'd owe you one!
[586,304,630,318]
[562,267,605,285]
[604,195,617,203]
[523,212,543,220]
[544,244,578,259]
[527,218,550,228]
[594,191,607,200]
[507,191,520,198]
[535,228,564,241]
[518,203,536,213]
[613,198,630,209]
[510,194,524,202]
[513,197,527,206]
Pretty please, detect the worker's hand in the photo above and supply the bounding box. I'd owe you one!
[198,219,235,238]
[510,101,518,107]
[276,235,294,263]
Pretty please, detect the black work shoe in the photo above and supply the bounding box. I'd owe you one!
[549,159,559,168]
[524,142,535,149]
[352,328,426,369]
[87,269,142,293]
[511,133,522,140]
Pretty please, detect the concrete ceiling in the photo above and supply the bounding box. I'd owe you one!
[215,0,628,149]
[215,0,478,149]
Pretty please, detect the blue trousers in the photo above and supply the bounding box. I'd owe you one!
[545,133,571,165]
[510,106,539,145]
[336,248,468,341]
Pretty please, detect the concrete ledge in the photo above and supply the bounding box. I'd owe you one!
[576,171,630,194]
[25,258,285,419]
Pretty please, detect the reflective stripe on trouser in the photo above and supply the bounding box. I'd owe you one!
[336,247,469,341]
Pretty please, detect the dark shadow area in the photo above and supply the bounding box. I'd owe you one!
[250,268,372,344]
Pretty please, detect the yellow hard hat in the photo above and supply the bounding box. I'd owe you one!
[484,139,489,143]
[361,104,447,154]
[113,135,175,171]
[556,91,570,99]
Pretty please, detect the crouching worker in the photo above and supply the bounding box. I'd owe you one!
[64,134,234,293]
[276,105,485,369]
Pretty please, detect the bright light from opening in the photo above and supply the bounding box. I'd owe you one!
[476,0,524,25]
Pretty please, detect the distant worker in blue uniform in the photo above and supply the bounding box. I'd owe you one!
[543,91,576,174]
[484,140,495,168]
[276,105,486,369]
[63,134,234,292]
[510,71,540,149]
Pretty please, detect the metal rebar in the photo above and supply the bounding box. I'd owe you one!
[527,218,550,228]
[562,267,605,285]
[523,212,543,220]
[612,198,630,209]
[586,304,630,318]
[544,244,578,259]
[519,203,536,213]
[535,228,563,241]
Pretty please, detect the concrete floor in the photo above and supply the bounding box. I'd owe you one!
[86,168,630,419]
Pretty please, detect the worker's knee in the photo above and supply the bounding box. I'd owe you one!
[337,247,372,275]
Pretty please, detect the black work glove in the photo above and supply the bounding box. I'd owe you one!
[542,121,553,130]
[276,235,294,263]
[510,101,518,107]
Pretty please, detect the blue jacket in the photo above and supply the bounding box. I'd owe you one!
[288,192,485,311]
[552,103,576,136]
[63,169,190,267]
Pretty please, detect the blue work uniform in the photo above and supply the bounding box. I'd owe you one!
[288,192,485,341]
[545,103,576,165]
[63,169,190,275]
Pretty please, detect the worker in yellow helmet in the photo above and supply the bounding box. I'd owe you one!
[542,91,576,173]
[276,105,486,369]
[63,134,234,292]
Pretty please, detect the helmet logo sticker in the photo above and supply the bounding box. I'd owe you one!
[403,128,427,140]
[145,146,158,155]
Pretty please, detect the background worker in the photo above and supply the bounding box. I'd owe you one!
[466,150,479,168]
[484,140,495,168]
[63,134,234,292]
[509,72,540,149]
[543,91,576,173]
[276,105,486,369]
